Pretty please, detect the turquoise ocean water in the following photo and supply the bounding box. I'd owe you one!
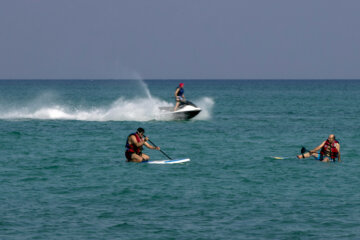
[1,80,360,239]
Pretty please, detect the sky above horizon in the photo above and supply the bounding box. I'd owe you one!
[1,0,360,80]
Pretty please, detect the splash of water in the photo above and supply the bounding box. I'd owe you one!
[0,97,214,121]
[0,97,174,121]
[0,77,214,121]
[131,72,152,100]
[194,97,214,120]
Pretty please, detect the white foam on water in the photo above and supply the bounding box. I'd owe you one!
[0,97,214,121]
[194,97,214,120]
[0,97,174,121]
[0,78,214,121]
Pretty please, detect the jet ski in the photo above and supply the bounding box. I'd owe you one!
[159,100,201,120]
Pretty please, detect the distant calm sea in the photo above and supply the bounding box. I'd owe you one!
[1,80,360,240]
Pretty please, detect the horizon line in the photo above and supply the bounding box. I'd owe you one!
[1,78,360,81]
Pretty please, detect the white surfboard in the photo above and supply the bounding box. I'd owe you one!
[270,156,289,160]
[147,158,190,164]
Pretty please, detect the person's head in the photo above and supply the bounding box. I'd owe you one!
[328,134,336,143]
[137,127,145,137]
[179,83,184,88]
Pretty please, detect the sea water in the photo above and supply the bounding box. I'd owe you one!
[0,80,359,239]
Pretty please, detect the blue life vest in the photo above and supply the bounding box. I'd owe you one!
[176,87,184,96]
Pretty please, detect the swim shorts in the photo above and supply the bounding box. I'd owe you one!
[125,151,142,161]
[315,154,334,161]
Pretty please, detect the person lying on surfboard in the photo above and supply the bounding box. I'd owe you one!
[174,83,185,111]
[125,127,160,162]
[297,134,341,162]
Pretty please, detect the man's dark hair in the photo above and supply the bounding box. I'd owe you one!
[137,127,145,134]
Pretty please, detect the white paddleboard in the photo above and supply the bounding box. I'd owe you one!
[147,158,190,164]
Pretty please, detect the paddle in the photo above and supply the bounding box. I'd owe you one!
[145,136,173,160]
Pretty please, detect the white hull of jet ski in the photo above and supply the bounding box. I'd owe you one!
[159,101,201,120]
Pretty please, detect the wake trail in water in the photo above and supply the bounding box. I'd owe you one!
[0,96,215,121]
[0,78,214,121]
[0,97,172,121]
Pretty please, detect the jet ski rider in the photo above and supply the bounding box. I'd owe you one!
[125,128,160,162]
[174,83,185,111]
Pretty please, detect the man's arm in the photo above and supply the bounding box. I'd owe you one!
[310,141,326,153]
[144,141,160,150]
[336,144,341,162]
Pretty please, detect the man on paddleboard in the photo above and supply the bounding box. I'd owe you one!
[125,128,160,162]
[297,134,341,162]
[174,83,185,111]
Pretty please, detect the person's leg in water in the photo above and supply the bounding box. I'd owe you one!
[320,156,332,162]
[297,151,318,159]
[140,153,150,161]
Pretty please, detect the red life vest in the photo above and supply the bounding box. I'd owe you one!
[320,139,339,160]
[125,133,142,154]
